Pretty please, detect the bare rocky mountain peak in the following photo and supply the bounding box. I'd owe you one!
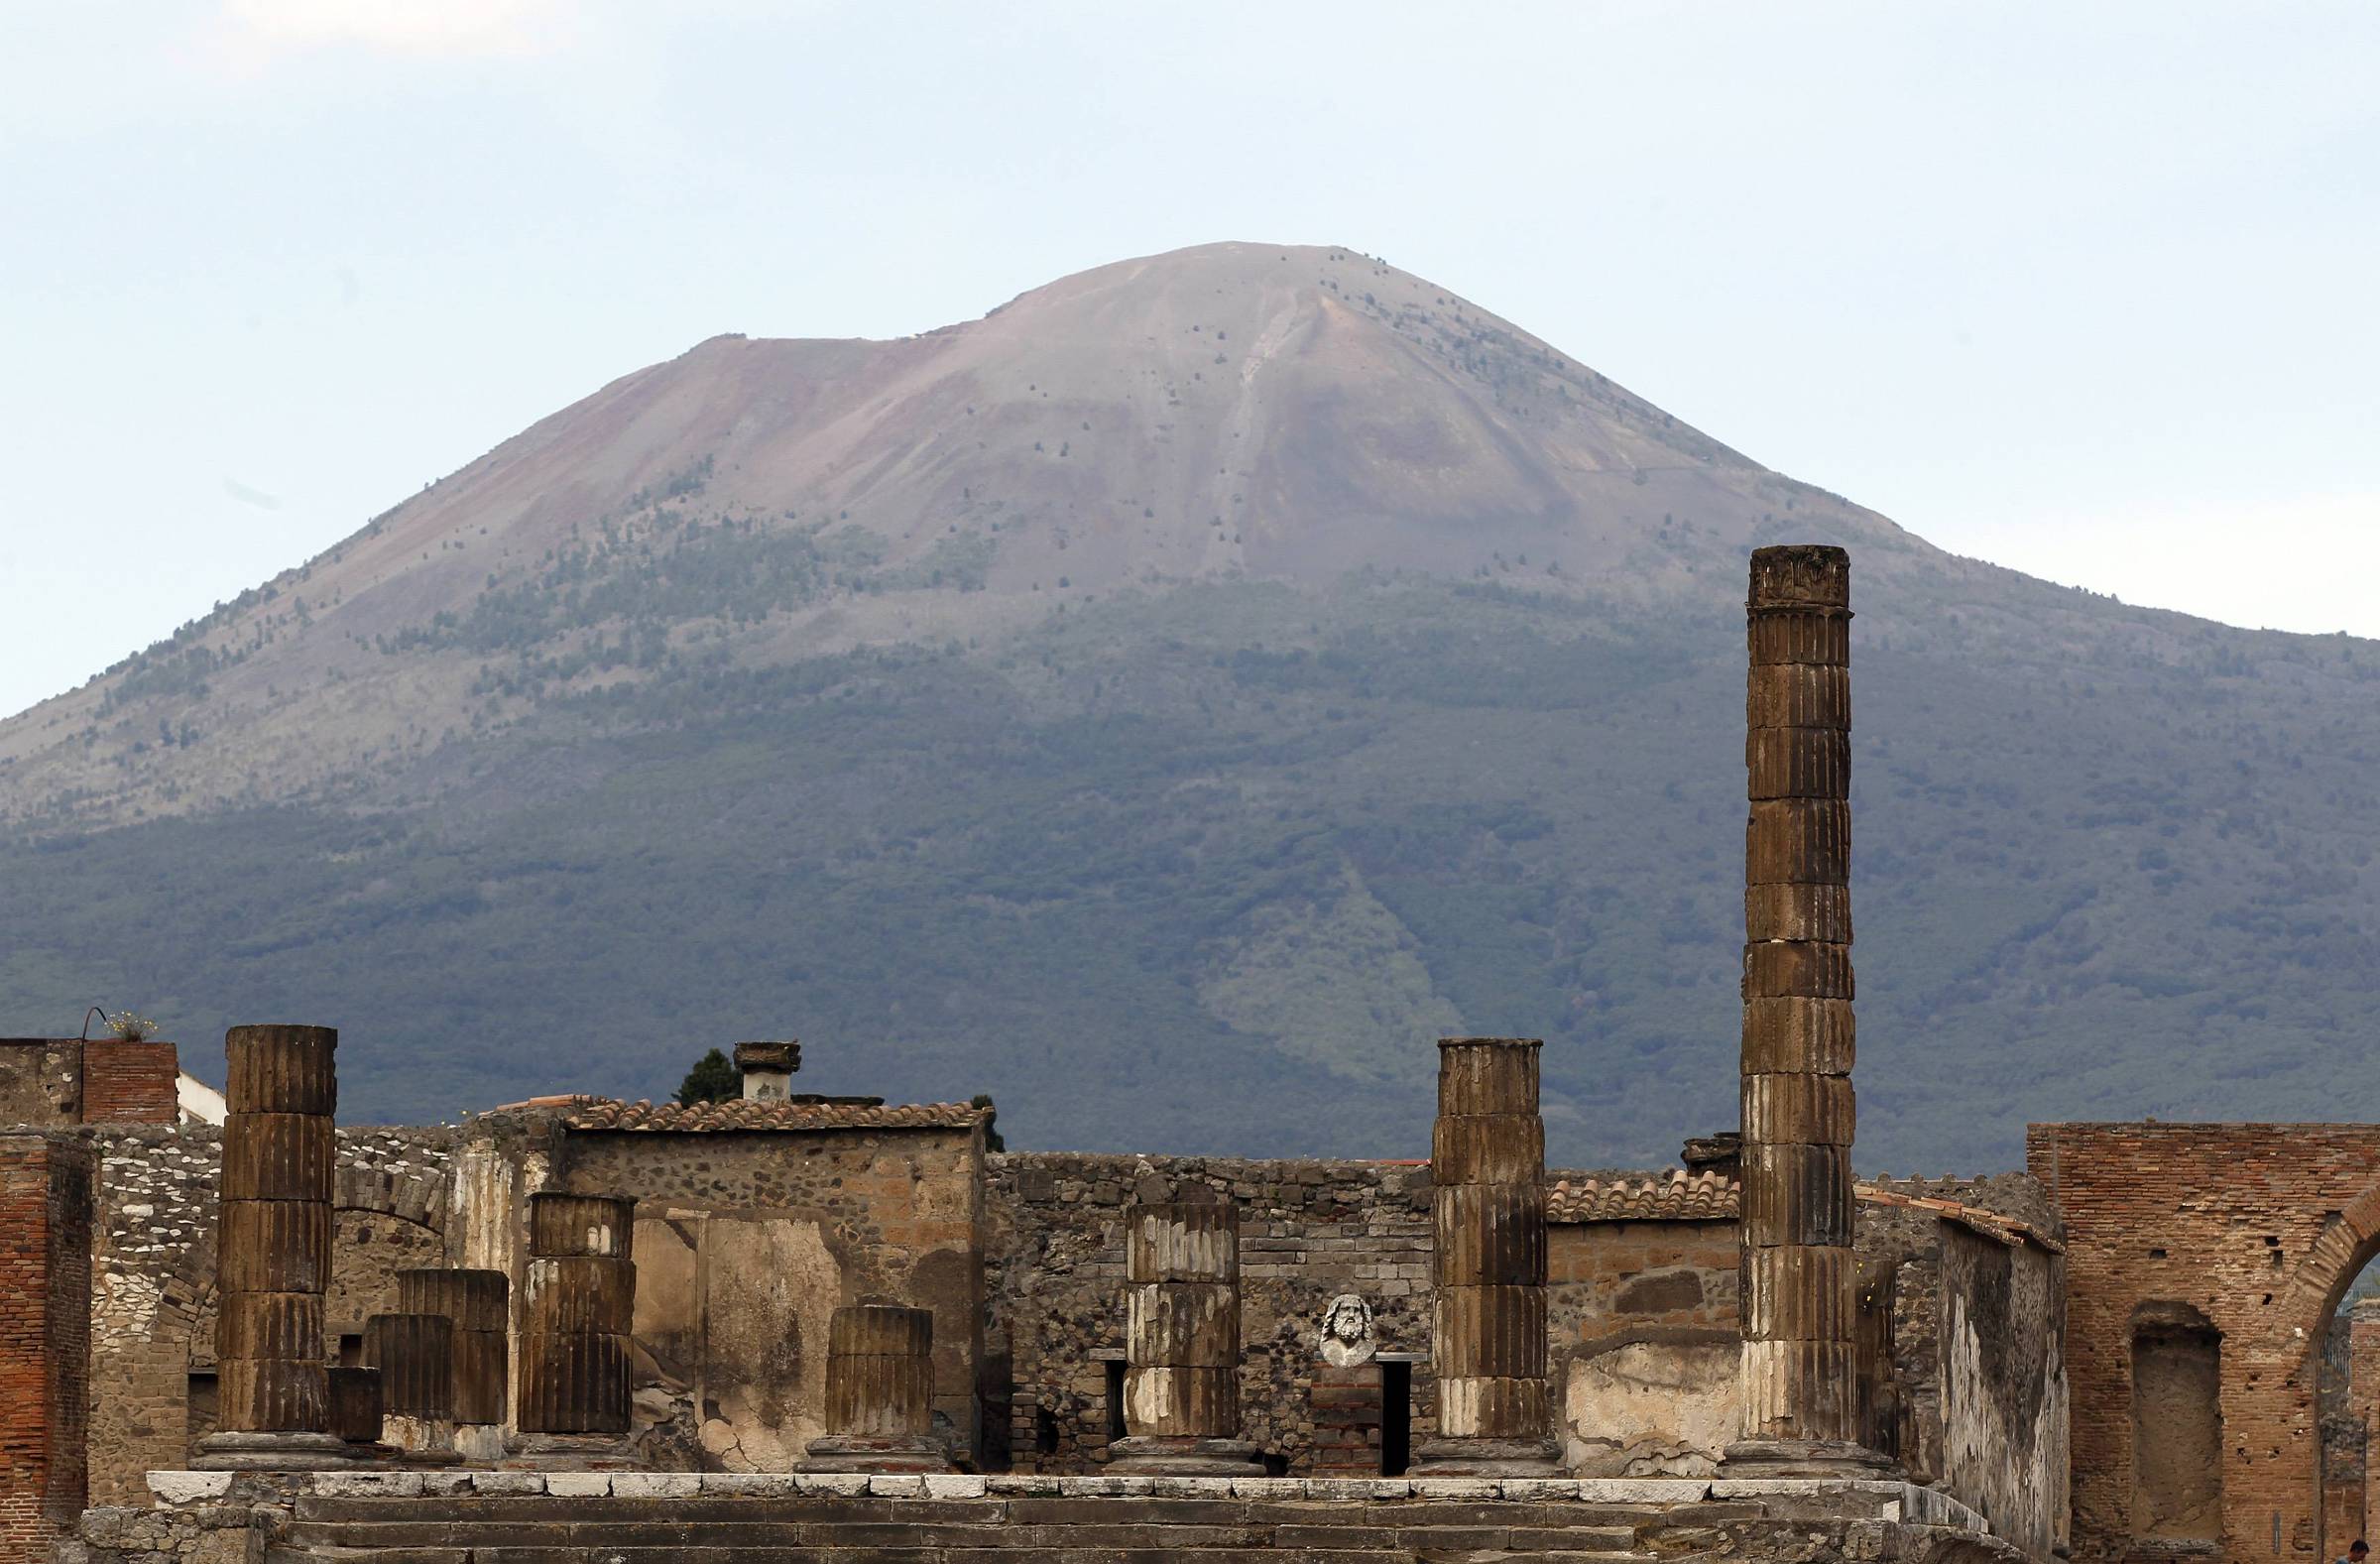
[0,241,1880,827]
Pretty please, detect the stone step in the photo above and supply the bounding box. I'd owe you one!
[281,1551,1658,1564]
[289,1518,1653,1550]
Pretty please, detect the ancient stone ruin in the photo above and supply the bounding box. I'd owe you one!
[2,543,2367,1563]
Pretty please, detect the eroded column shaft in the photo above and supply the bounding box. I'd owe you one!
[397,1267,510,1427]
[1417,1036,1557,1474]
[364,1312,457,1457]
[1124,1204,1240,1439]
[215,1024,336,1436]
[1739,543,1862,1451]
[1432,1039,1549,1438]
[517,1193,635,1436]
[823,1305,935,1440]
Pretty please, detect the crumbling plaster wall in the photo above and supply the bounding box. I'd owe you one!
[1939,1222,2068,1561]
[557,1126,985,1473]
[1547,1218,1737,1478]
[2029,1121,2380,1564]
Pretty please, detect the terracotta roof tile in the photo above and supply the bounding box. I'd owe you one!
[553,1097,986,1134]
[1543,1167,2061,1252]
[1547,1168,1739,1223]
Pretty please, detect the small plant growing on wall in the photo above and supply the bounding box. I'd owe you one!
[105,1011,158,1041]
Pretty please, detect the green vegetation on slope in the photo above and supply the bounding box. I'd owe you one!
[8,573,2380,1171]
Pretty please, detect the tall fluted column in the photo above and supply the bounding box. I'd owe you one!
[1727,544,1889,1476]
[196,1024,349,1469]
[1414,1036,1558,1477]
[799,1305,952,1472]
[1110,1203,1263,1475]
[398,1268,509,1463]
[513,1193,640,1466]
[363,1313,460,1463]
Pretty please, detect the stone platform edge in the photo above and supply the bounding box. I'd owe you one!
[144,1468,1988,1530]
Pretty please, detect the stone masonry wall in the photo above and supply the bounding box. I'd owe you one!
[2028,1121,2380,1564]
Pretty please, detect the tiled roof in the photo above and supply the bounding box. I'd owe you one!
[1544,1168,2062,1252]
[1547,1168,1739,1223]
[536,1096,986,1134]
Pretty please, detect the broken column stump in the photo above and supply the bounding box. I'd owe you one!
[512,1192,641,1468]
[1413,1036,1560,1477]
[196,1023,351,1470]
[398,1267,509,1463]
[1109,1202,1264,1475]
[1726,544,1892,1478]
[363,1313,461,1464]
[799,1305,953,1473]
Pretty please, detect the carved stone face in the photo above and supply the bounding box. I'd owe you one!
[1318,1292,1376,1366]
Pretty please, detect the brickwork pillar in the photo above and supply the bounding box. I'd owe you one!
[1727,545,1889,1477]
[1414,1036,1559,1476]
[799,1305,952,1473]
[78,1039,179,1124]
[398,1268,509,1462]
[197,1023,349,1470]
[0,1133,93,1564]
[363,1313,460,1462]
[1309,1362,1384,1477]
[513,1193,639,1465]
[1110,1203,1263,1475]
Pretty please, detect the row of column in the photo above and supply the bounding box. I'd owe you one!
[196,1023,643,1469]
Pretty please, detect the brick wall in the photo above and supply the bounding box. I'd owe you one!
[2029,1121,2380,1564]
[78,1041,178,1125]
[0,1133,94,1564]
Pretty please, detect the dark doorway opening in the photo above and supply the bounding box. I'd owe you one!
[1381,1359,1412,1476]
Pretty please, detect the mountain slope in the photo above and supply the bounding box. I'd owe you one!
[6,242,2378,1171]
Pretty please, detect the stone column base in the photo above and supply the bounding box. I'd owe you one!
[796,1434,953,1474]
[383,1414,463,1465]
[1720,1438,1898,1479]
[502,1432,649,1470]
[191,1431,362,1471]
[1409,1436,1562,1478]
[1107,1436,1266,1476]
[454,1424,507,1464]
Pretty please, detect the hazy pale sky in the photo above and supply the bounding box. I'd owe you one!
[3,1,2374,719]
